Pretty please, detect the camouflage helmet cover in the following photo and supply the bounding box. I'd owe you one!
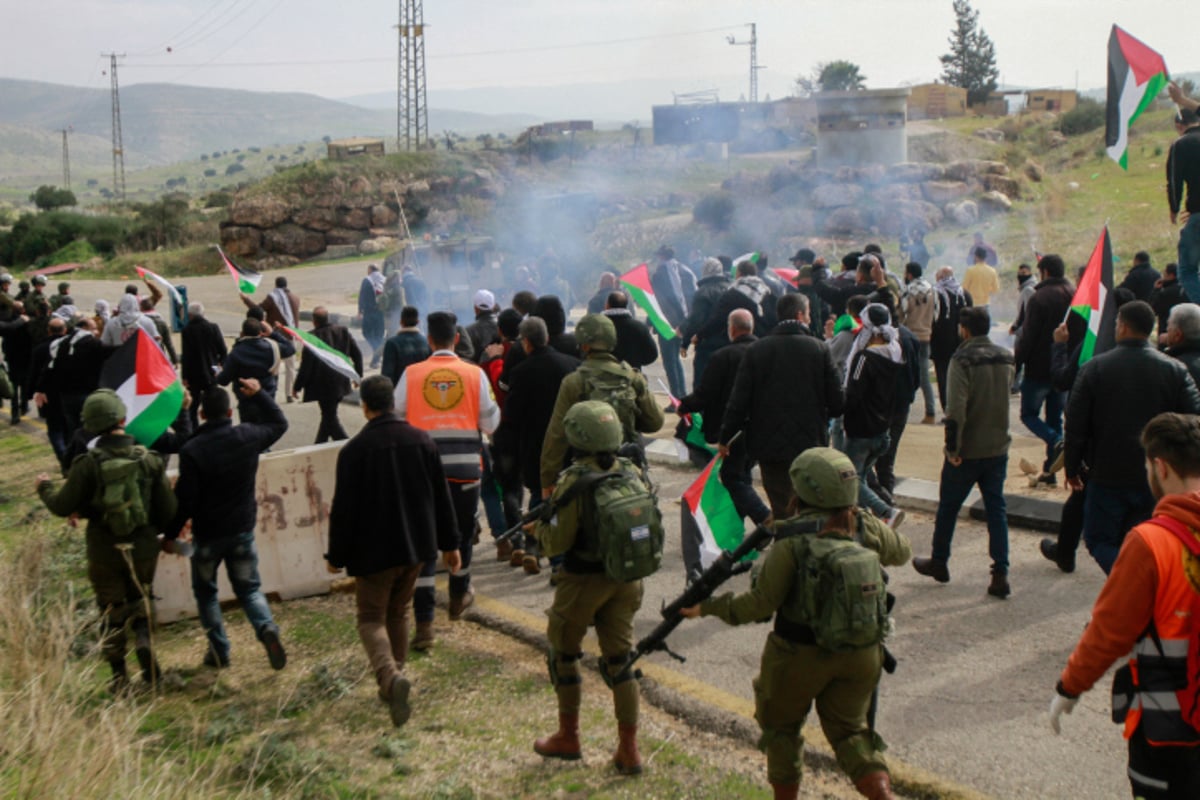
[789,447,859,510]
[563,400,622,453]
[81,388,127,434]
[574,313,617,352]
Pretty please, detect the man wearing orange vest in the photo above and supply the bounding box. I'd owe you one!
[1051,411,1200,799]
[395,311,500,651]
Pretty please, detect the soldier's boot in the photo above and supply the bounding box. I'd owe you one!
[534,713,581,760]
[853,771,896,800]
[410,620,435,651]
[133,621,161,685]
[107,657,129,695]
[770,784,799,800]
[612,723,642,776]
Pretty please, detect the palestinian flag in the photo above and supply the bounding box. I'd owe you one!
[682,456,752,570]
[217,246,261,293]
[685,412,717,457]
[832,313,862,336]
[772,267,800,287]
[1106,25,1169,169]
[99,329,184,446]
[280,325,360,383]
[1069,227,1117,366]
[619,263,676,340]
[135,266,184,307]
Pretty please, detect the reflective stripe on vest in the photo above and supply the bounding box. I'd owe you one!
[404,355,483,482]
[1121,521,1200,746]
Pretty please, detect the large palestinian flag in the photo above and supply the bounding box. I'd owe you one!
[619,263,676,339]
[1069,227,1117,366]
[280,325,360,383]
[1106,25,1169,169]
[99,329,184,445]
[681,456,752,570]
[216,246,261,293]
[135,266,183,307]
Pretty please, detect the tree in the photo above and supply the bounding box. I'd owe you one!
[29,185,77,211]
[940,0,999,107]
[793,60,867,96]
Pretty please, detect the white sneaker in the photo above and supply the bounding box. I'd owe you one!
[884,508,905,530]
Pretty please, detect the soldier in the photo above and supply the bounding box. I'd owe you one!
[36,389,178,692]
[528,401,654,776]
[681,447,912,800]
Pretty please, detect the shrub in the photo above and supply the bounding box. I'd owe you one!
[204,191,233,209]
[0,211,127,265]
[1059,97,1105,136]
[693,191,737,231]
[30,185,77,211]
[204,168,217,177]
[225,163,245,176]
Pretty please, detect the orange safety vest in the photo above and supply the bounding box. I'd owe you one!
[1116,516,1200,747]
[404,354,484,483]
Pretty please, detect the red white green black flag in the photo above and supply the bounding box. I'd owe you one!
[1106,25,1169,169]
[216,245,261,294]
[681,456,753,570]
[619,262,676,340]
[279,325,360,383]
[1069,227,1116,366]
[98,329,184,446]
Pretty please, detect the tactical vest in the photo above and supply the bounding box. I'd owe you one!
[405,354,484,482]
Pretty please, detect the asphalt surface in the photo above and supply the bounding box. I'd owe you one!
[48,263,1129,799]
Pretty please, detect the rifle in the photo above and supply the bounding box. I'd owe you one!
[631,522,774,666]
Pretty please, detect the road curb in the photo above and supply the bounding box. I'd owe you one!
[443,578,991,800]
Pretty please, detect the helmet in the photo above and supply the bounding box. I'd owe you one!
[0,273,11,284]
[57,281,70,293]
[574,313,617,352]
[563,400,622,453]
[81,389,126,434]
[789,447,859,510]
[31,275,47,287]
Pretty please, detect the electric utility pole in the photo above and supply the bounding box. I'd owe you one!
[395,0,429,151]
[726,23,764,103]
[103,52,126,202]
[60,128,71,191]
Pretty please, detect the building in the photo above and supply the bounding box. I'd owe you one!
[327,137,386,160]
[1025,89,1077,113]
[529,120,594,136]
[815,88,910,168]
[907,83,968,120]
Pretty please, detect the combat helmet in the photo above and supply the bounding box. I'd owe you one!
[574,313,617,352]
[563,400,622,453]
[81,388,126,434]
[789,447,859,510]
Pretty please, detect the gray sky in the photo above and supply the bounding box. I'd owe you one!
[3,0,1194,106]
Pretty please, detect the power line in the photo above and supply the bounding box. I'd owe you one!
[128,0,245,56]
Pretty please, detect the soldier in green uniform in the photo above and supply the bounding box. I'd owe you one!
[529,400,649,776]
[36,389,177,692]
[681,447,911,800]
[26,274,51,344]
[539,314,664,499]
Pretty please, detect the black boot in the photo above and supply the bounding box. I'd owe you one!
[133,622,161,685]
[108,657,129,695]
[987,567,1011,599]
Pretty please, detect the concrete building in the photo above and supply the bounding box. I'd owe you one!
[815,88,910,167]
[327,137,386,160]
[908,83,968,120]
[1025,89,1078,113]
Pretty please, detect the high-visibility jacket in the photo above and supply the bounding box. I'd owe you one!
[404,354,484,483]
[1116,517,1200,747]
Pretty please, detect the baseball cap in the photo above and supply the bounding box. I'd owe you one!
[473,289,495,309]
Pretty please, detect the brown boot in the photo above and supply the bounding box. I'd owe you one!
[410,620,434,651]
[523,554,542,575]
[448,591,474,621]
[534,713,581,760]
[612,723,642,775]
[853,771,896,800]
[770,783,799,800]
[496,539,514,561]
[509,548,525,567]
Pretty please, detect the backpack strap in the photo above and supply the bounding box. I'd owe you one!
[1148,515,1200,558]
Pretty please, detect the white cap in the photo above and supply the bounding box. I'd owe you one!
[473,289,495,309]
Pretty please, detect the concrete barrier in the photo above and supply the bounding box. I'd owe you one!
[155,441,348,624]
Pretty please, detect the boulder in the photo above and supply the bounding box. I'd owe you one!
[406,179,431,195]
[975,127,1006,142]
[982,174,1022,199]
[945,200,979,226]
[253,254,300,270]
[873,183,923,205]
[822,207,868,235]
[263,224,326,258]
[348,176,373,195]
[324,227,368,246]
[880,200,944,237]
[887,162,944,183]
[1046,131,1068,148]
[339,207,371,229]
[979,191,1013,213]
[291,207,338,231]
[228,193,290,228]
[1023,160,1045,182]
[944,160,1009,182]
[922,181,972,204]
[219,225,262,258]
[811,183,865,209]
[358,237,397,255]
[767,165,805,193]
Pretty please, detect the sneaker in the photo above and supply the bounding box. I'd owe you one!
[987,568,1011,599]
[883,508,905,530]
[448,591,474,621]
[523,554,542,575]
[388,676,412,728]
[912,556,950,583]
[261,626,287,670]
[203,648,231,669]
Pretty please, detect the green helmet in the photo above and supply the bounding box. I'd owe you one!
[563,400,622,453]
[81,388,126,434]
[789,447,859,510]
[575,313,617,352]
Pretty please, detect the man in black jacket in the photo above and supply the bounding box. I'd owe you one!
[216,318,296,424]
[166,379,289,670]
[1151,262,1189,347]
[679,258,732,384]
[49,317,105,440]
[180,302,227,431]
[649,245,697,399]
[1118,251,1160,302]
[1164,302,1200,387]
[719,293,845,517]
[326,375,461,727]
[1014,254,1075,479]
[603,292,658,372]
[1167,104,1200,303]
[382,306,432,383]
[294,306,364,444]
[465,289,499,364]
[1064,301,1200,573]
[931,267,973,411]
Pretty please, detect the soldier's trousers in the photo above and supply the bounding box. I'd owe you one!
[546,572,643,724]
[89,549,157,662]
[754,633,888,786]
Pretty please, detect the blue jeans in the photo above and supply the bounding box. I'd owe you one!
[1020,378,1066,469]
[917,341,936,417]
[1177,214,1200,305]
[931,455,1009,571]
[659,332,688,399]
[1083,481,1155,574]
[191,531,276,660]
[842,433,892,517]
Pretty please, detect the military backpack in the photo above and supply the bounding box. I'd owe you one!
[90,447,153,539]
[574,461,664,582]
[790,530,887,652]
[579,363,638,443]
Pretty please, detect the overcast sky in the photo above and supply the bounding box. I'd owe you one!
[3,0,1195,104]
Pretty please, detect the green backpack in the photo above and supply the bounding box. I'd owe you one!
[578,463,664,582]
[90,447,152,540]
[579,364,639,444]
[791,531,887,652]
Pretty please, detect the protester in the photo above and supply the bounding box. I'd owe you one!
[240,276,301,401]
[466,290,500,363]
[294,306,363,444]
[1008,262,1037,392]
[180,302,227,432]
[100,293,159,348]
[586,272,620,314]
[48,317,105,441]
[216,318,296,424]
[649,245,696,401]
[963,246,1000,309]
[28,317,69,464]
[930,267,973,411]
[964,232,997,267]
[1151,262,1189,347]
[359,264,386,368]
[679,257,731,384]
[381,306,432,384]
[0,300,31,424]
[1118,251,1160,302]
[899,262,938,423]
[603,292,658,372]
[1166,103,1200,303]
